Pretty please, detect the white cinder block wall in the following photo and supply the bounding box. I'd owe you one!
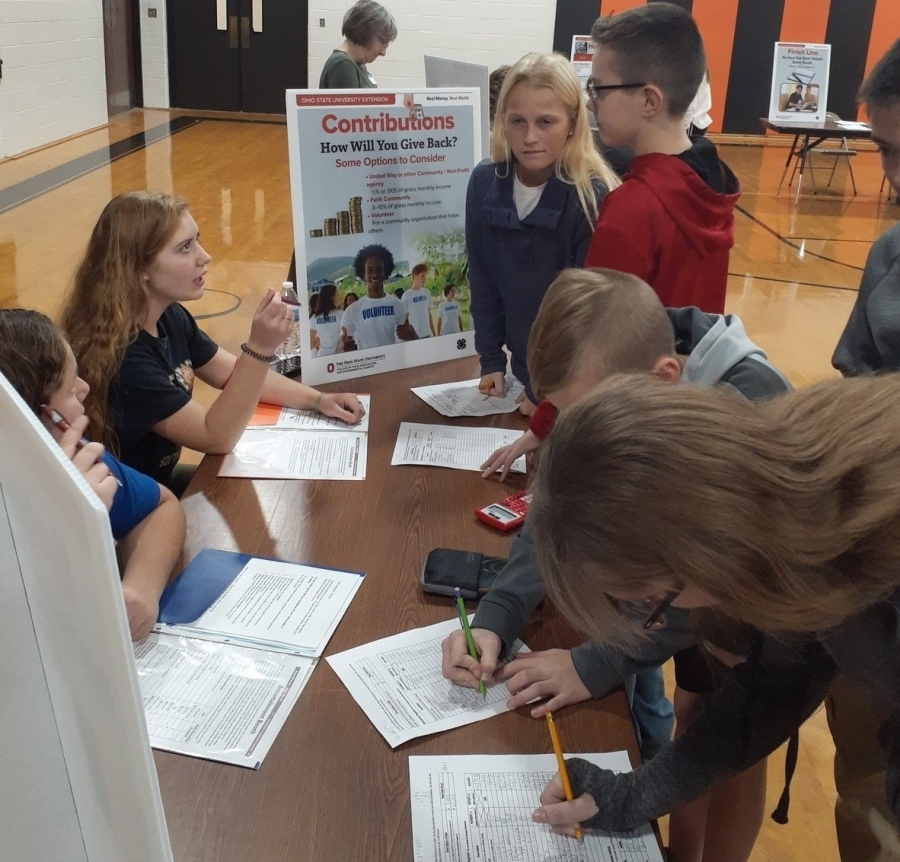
[138,0,169,109]
[308,0,557,89]
[0,0,108,158]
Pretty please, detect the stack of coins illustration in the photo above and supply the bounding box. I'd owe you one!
[323,217,337,236]
[337,210,350,235]
[349,196,364,233]
[309,229,324,238]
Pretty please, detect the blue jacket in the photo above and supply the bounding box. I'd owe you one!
[466,160,605,399]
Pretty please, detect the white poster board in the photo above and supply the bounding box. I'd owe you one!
[286,88,481,385]
[0,375,172,862]
[570,35,595,90]
[768,42,831,124]
[424,56,490,160]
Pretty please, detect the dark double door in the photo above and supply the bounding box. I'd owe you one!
[167,0,308,114]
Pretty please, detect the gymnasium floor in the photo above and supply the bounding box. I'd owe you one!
[2,109,894,860]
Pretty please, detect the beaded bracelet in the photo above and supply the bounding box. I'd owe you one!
[312,393,324,413]
[240,342,276,364]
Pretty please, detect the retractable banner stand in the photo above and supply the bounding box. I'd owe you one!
[769,43,831,124]
[286,88,481,385]
[0,375,172,862]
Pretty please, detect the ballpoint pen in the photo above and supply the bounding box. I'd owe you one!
[454,587,486,697]
[545,711,584,843]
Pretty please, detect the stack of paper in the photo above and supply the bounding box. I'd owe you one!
[409,751,665,862]
[327,617,528,747]
[218,395,370,480]
[411,377,525,417]
[391,422,526,473]
[135,552,365,766]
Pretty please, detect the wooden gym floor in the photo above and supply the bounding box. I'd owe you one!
[2,109,894,860]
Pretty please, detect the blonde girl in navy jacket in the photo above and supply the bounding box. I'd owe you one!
[466,52,619,411]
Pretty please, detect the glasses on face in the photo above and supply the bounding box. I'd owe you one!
[607,588,681,630]
[585,79,647,103]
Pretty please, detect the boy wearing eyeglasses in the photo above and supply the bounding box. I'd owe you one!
[583,3,739,315]
[444,267,790,862]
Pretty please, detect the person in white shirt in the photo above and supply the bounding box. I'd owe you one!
[437,284,462,335]
[340,244,416,350]
[401,263,436,337]
[310,283,342,357]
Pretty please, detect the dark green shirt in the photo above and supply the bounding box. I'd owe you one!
[319,50,376,88]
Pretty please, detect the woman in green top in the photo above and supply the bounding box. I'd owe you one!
[319,0,397,88]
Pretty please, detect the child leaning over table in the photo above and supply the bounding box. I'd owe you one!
[459,267,790,862]
[0,308,185,640]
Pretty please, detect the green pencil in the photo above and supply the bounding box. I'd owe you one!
[454,587,487,697]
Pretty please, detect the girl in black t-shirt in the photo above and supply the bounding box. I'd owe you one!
[61,191,365,489]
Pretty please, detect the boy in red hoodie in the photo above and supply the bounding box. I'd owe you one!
[584,3,739,313]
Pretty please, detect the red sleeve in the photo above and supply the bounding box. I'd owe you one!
[584,189,655,284]
[529,399,558,439]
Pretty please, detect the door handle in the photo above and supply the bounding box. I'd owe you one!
[228,15,238,48]
[241,15,250,48]
[252,0,263,32]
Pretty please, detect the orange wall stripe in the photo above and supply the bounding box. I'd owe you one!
[859,0,899,119]
[779,0,830,45]
[692,0,741,133]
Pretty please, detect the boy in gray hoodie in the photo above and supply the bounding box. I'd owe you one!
[443,267,790,862]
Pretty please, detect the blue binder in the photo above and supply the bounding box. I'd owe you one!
[157,548,282,625]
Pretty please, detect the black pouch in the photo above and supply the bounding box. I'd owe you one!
[419,548,507,600]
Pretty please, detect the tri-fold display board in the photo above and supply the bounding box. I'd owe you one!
[0,374,172,862]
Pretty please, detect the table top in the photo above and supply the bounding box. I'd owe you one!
[155,355,645,862]
[760,116,873,139]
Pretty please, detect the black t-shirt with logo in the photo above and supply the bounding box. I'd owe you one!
[111,303,218,487]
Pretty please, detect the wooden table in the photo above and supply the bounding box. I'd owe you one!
[760,117,872,203]
[154,356,646,862]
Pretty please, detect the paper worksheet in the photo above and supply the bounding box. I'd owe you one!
[219,427,368,479]
[409,752,664,862]
[411,378,524,417]
[391,423,526,473]
[156,557,364,657]
[249,395,371,433]
[134,634,315,768]
[327,617,528,747]
[835,120,870,131]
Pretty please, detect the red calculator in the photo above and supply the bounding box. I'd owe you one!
[475,490,531,532]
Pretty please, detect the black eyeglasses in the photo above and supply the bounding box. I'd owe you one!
[608,589,681,630]
[585,80,647,102]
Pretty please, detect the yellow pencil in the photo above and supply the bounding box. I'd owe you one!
[545,711,583,843]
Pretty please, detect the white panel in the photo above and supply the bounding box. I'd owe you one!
[253,0,263,32]
[0,376,173,862]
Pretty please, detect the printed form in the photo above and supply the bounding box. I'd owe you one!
[411,378,524,417]
[391,423,526,473]
[410,752,665,862]
[249,395,371,432]
[156,558,364,657]
[134,634,315,768]
[219,428,367,479]
[327,617,528,747]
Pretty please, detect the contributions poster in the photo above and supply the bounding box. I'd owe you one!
[286,88,481,384]
[768,43,831,124]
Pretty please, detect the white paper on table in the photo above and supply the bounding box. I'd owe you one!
[327,617,528,748]
[835,120,870,131]
[219,428,368,479]
[411,378,524,417]
[134,634,315,768]
[409,751,664,862]
[156,558,364,657]
[254,395,371,433]
[391,423,525,473]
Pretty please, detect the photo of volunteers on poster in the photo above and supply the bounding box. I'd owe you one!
[285,88,481,385]
[570,35,595,90]
[768,42,831,124]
